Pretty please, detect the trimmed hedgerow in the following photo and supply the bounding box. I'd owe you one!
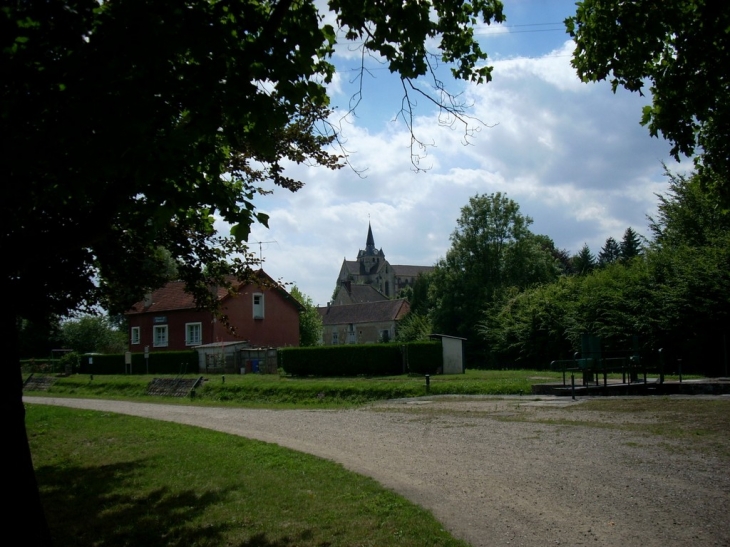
[78,351,198,375]
[404,341,442,375]
[279,344,402,377]
[279,341,443,377]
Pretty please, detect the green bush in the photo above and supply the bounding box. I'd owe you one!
[404,341,442,374]
[279,345,403,377]
[59,351,80,373]
[79,351,198,375]
[279,342,444,377]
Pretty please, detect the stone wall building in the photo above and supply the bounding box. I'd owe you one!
[332,223,433,304]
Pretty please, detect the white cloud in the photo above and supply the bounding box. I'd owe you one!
[229,23,686,307]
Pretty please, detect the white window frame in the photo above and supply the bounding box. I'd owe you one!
[185,322,202,346]
[153,325,168,347]
[332,331,339,345]
[253,293,265,319]
[347,323,356,344]
[131,326,140,345]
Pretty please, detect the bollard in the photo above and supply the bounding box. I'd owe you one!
[425,374,430,394]
[571,373,576,399]
[222,375,225,384]
[90,375,93,382]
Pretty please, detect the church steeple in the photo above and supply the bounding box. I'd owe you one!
[365,222,376,253]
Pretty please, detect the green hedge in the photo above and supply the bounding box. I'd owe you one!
[78,351,198,375]
[279,341,443,377]
[404,341,442,374]
[279,345,402,376]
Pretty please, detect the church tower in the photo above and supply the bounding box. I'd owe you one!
[357,223,385,274]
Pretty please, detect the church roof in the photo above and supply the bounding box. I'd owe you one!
[338,283,389,304]
[391,265,435,277]
[342,260,360,275]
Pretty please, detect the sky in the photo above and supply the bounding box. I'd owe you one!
[225,0,689,307]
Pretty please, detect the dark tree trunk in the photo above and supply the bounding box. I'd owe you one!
[8,313,53,546]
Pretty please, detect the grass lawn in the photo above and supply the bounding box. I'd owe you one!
[27,404,469,547]
[24,368,697,407]
[24,369,569,407]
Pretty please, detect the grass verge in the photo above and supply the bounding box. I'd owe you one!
[27,404,468,547]
[24,369,576,407]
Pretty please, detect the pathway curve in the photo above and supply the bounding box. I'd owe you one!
[25,396,729,547]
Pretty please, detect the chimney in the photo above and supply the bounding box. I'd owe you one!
[143,292,153,308]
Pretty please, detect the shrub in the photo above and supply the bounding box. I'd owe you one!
[404,341,442,374]
[279,341,443,377]
[279,345,402,376]
[59,351,80,374]
[78,351,198,375]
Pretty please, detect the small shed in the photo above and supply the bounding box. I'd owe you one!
[429,334,466,374]
[195,341,249,373]
[194,341,278,374]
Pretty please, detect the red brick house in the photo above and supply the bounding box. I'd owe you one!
[126,270,302,351]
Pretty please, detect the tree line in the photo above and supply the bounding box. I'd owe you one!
[397,171,730,375]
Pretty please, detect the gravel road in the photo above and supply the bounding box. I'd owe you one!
[25,395,729,547]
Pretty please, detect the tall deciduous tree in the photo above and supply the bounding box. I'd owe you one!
[59,315,128,354]
[566,0,730,200]
[430,193,559,362]
[649,170,730,248]
[290,286,323,347]
[3,1,506,541]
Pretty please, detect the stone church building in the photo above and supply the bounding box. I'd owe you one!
[331,224,433,305]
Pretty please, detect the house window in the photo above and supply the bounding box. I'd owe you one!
[332,331,339,345]
[131,326,140,345]
[153,325,168,347]
[185,322,202,346]
[347,323,356,344]
[381,329,390,343]
[253,293,265,319]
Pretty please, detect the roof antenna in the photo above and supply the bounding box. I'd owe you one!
[252,240,277,264]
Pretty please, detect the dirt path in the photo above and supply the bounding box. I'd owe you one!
[25,395,729,547]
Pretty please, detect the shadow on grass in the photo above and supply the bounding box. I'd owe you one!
[36,459,307,547]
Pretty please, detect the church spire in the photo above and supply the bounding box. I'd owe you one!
[365,222,375,251]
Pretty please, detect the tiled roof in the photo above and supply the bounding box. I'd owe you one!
[317,299,410,325]
[127,269,302,314]
[343,260,359,274]
[391,265,434,277]
[345,284,389,303]
[126,281,224,314]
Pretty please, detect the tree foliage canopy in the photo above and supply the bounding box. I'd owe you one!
[290,286,323,347]
[3,3,507,540]
[2,0,506,325]
[566,0,730,195]
[484,173,730,373]
[60,315,128,354]
[430,193,560,361]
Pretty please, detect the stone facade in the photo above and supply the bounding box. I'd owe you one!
[317,299,410,345]
[333,224,433,303]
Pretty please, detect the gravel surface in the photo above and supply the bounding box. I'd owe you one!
[25,395,730,547]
